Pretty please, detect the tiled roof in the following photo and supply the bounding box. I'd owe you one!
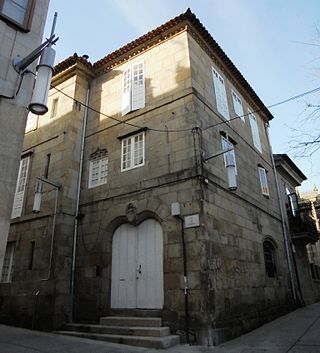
[53,53,92,76]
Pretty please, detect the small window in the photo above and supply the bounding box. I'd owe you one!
[1,241,16,283]
[258,166,269,196]
[28,241,35,270]
[0,0,35,31]
[121,132,145,171]
[50,98,59,118]
[249,110,262,152]
[263,240,277,278]
[25,112,38,133]
[221,134,237,174]
[212,67,229,120]
[88,155,108,188]
[232,90,244,121]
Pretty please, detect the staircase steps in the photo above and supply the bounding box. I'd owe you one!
[56,315,180,349]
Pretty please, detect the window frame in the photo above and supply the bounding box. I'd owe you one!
[258,166,269,196]
[231,90,244,122]
[0,0,35,32]
[88,155,109,189]
[121,131,145,172]
[221,134,237,175]
[248,109,262,153]
[50,98,59,119]
[1,241,16,283]
[212,66,229,120]
[263,240,277,278]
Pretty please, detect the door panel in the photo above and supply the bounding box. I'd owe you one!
[111,219,163,309]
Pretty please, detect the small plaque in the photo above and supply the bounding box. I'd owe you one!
[184,214,200,228]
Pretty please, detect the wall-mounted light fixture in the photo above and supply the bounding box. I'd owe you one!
[202,147,238,191]
[11,13,59,115]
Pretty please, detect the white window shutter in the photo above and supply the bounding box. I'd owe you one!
[122,66,132,116]
[131,62,145,111]
[212,67,229,120]
[221,136,237,175]
[249,111,262,152]
[258,167,269,195]
[11,157,30,219]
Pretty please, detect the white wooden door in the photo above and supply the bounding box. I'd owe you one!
[111,219,163,309]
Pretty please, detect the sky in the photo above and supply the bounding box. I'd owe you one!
[44,0,320,192]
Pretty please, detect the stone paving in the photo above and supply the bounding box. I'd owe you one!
[1,302,320,352]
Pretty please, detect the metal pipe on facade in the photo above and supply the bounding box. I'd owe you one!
[265,124,297,301]
[70,84,90,322]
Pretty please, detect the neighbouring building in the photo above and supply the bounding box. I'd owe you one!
[274,154,320,305]
[0,0,50,275]
[1,9,318,347]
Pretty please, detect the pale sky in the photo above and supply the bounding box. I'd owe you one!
[45,0,320,192]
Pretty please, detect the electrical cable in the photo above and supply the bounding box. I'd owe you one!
[51,84,320,134]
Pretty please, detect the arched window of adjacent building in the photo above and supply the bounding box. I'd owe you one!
[263,239,277,278]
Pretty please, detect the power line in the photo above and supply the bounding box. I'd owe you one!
[51,84,320,134]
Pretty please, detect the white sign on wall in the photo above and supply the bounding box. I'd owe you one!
[184,214,200,228]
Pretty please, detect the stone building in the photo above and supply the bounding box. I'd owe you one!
[0,0,50,274]
[1,9,316,347]
[274,154,320,305]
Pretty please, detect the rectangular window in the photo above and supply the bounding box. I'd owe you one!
[249,110,262,152]
[11,156,30,218]
[232,90,244,121]
[88,156,108,188]
[258,166,269,196]
[25,112,38,133]
[0,0,35,31]
[212,67,229,120]
[1,242,15,283]
[221,135,237,174]
[50,98,59,118]
[122,61,145,116]
[121,132,145,171]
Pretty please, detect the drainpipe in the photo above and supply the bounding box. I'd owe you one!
[175,216,190,344]
[265,124,297,302]
[70,84,90,322]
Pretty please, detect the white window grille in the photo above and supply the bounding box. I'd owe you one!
[88,156,108,188]
[249,110,262,152]
[11,156,30,218]
[122,62,145,116]
[232,90,244,121]
[121,132,145,171]
[212,67,229,120]
[258,166,269,196]
[1,242,15,283]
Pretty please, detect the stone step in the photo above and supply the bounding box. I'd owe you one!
[100,316,162,327]
[63,323,170,337]
[56,331,180,349]
[110,309,162,317]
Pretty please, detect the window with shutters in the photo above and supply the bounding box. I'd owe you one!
[212,67,229,120]
[0,0,35,31]
[249,110,262,152]
[232,90,244,121]
[221,134,237,174]
[1,241,15,283]
[258,166,269,196]
[88,153,108,188]
[121,131,145,171]
[122,62,145,116]
[11,156,30,219]
[25,112,38,133]
[263,240,277,278]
